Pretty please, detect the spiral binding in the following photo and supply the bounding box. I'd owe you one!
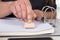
[42,6,56,27]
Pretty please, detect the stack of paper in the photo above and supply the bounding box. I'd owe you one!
[0,18,54,36]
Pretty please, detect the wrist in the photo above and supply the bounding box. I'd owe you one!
[7,2,14,13]
[0,2,15,15]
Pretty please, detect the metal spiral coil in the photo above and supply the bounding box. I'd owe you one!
[42,6,56,27]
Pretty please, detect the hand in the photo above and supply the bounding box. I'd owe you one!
[10,0,36,21]
[34,10,44,21]
[34,10,56,21]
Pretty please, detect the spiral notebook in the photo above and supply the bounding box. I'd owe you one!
[0,18,54,36]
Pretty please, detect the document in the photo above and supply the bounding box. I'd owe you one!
[0,18,54,35]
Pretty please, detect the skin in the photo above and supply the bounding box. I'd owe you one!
[0,2,12,18]
[10,0,36,21]
[0,0,56,21]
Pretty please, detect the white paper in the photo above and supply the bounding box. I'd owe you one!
[0,18,53,32]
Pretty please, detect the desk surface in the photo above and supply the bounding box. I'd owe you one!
[51,19,60,35]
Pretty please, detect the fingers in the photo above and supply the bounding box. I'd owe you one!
[19,0,27,21]
[14,1,22,19]
[11,0,35,21]
[10,2,18,18]
[24,0,33,20]
[30,10,37,20]
[34,10,43,21]
[11,0,27,21]
[32,11,37,20]
[24,0,32,13]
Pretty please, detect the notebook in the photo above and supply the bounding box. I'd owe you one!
[0,18,54,36]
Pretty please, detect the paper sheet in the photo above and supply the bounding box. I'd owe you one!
[0,18,53,32]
